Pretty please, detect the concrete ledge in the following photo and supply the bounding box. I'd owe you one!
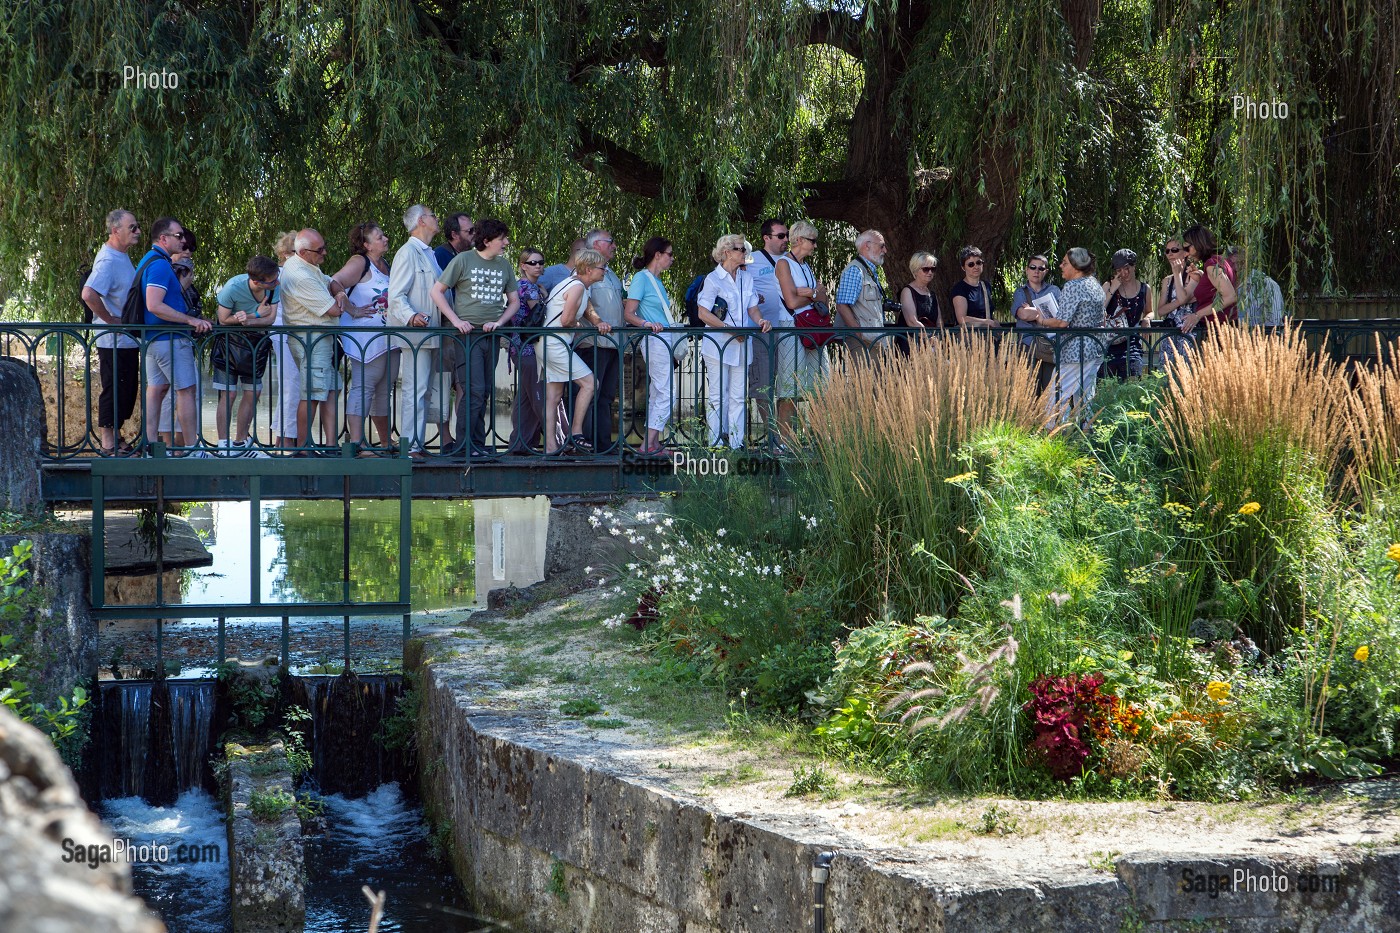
[417,663,1400,932]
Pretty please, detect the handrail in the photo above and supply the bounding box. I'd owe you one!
[4,319,1399,462]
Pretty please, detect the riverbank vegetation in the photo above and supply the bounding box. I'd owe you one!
[607,329,1400,800]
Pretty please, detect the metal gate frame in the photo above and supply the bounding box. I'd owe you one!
[90,445,414,673]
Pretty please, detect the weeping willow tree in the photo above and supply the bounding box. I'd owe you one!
[0,0,1394,318]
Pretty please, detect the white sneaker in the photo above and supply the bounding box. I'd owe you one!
[238,440,270,459]
[187,449,215,459]
[216,438,234,455]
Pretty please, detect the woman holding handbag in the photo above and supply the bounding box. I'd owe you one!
[950,246,1000,327]
[697,234,771,449]
[623,237,681,457]
[774,221,830,432]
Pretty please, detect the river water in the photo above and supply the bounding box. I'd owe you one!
[101,784,487,932]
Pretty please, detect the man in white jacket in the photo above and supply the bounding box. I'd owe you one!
[387,205,455,459]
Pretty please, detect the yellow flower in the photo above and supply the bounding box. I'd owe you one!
[1205,680,1231,703]
[944,471,978,485]
[1385,543,1400,563]
[1354,645,1370,663]
[1238,502,1261,516]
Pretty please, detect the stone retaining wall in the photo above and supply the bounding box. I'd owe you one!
[225,740,305,932]
[417,664,1400,932]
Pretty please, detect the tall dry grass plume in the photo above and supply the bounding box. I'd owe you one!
[1345,336,1400,497]
[1158,324,1350,649]
[801,334,1044,618]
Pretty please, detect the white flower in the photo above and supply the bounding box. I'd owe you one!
[717,528,727,538]
[584,566,594,575]
[597,578,607,586]
[663,517,674,527]
[658,554,676,567]
[637,510,654,522]
[654,525,665,534]
[613,586,623,595]
[626,562,638,571]
[610,527,621,536]
[589,517,601,528]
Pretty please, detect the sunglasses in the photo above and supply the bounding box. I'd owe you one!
[965,259,984,267]
[920,266,936,273]
[1028,265,1048,272]
[729,245,746,252]
[254,278,280,288]
[303,246,327,255]
[771,232,789,240]
[1166,247,1186,254]
[522,259,544,266]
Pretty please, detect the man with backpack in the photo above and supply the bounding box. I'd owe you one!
[80,209,142,455]
[138,217,213,454]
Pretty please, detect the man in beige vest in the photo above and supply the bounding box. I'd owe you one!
[834,229,891,356]
[387,205,452,459]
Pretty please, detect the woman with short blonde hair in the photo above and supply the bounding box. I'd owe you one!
[538,248,610,454]
[899,251,942,337]
[697,234,771,448]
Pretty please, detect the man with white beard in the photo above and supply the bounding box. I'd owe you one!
[834,229,892,353]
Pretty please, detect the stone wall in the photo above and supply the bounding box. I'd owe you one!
[0,704,164,932]
[0,357,43,513]
[225,740,305,932]
[0,532,96,715]
[416,664,1400,933]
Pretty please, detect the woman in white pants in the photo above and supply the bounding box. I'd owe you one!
[622,236,681,457]
[268,231,301,448]
[697,234,771,449]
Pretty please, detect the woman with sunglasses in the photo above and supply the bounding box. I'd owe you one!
[505,248,564,454]
[623,237,681,457]
[697,234,771,449]
[950,247,999,327]
[899,252,943,337]
[1156,237,1202,363]
[1178,224,1237,330]
[774,221,830,438]
[1012,254,1062,391]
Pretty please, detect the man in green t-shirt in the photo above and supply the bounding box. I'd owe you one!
[430,218,519,458]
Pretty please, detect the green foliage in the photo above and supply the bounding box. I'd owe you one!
[216,664,276,731]
[279,706,314,781]
[548,858,570,905]
[783,763,837,799]
[559,698,602,718]
[248,787,295,822]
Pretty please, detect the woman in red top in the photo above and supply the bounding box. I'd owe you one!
[1178,224,1238,330]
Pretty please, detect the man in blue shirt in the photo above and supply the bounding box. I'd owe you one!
[141,217,213,453]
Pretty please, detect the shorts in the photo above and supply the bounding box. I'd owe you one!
[146,337,199,390]
[537,332,592,384]
[793,343,830,396]
[769,329,799,400]
[211,367,261,392]
[286,334,337,402]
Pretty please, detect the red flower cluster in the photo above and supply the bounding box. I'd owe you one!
[1023,673,1127,779]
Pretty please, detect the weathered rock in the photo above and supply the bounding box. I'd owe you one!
[226,740,305,932]
[0,357,44,513]
[0,704,165,932]
[0,532,96,714]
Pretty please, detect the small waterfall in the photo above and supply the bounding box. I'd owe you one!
[295,673,409,798]
[95,680,218,802]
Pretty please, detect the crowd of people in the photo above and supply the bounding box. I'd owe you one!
[77,207,1288,457]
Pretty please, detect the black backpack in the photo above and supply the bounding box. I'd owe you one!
[120,251,165,326]
[78,262,95,323]
[683,274,707,327]
[684,273,729,327]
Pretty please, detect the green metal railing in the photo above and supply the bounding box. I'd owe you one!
[89,446,414,672]
[5,318,1400,467]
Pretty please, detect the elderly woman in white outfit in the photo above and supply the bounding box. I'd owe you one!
[697,234,772,449]
[539,248,613,455]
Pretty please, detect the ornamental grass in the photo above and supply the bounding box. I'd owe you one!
[801,333,1044,620]
[1345,337,1400,506]
[1157,324,1349,651]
